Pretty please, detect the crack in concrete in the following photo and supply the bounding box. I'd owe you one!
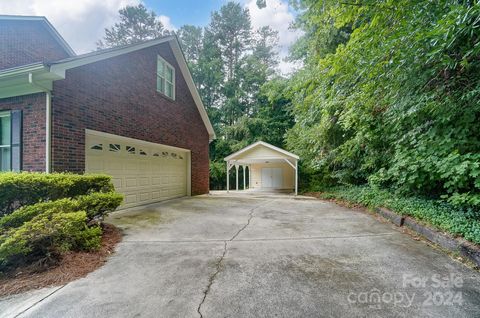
[196,200,272,318]
[196,241,227,318]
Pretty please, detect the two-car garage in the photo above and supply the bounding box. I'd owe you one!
[85,130,191,208]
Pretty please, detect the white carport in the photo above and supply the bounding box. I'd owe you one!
[224,141,299,195]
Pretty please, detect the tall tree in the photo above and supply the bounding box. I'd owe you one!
[177,25,203,66]
[208,2,252,82]
[96,4,168,49]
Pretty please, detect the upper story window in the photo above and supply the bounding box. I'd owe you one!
[157,56,175,100]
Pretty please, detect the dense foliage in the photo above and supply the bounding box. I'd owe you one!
[316,185,480,244]
[0,173,123,270]
[286,0,480,208]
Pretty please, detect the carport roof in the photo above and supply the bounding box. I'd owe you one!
[224,141,299,162]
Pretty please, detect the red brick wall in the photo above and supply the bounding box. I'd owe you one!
[0,93,46,171]
[0,20,70,70]
[51,42,210,194]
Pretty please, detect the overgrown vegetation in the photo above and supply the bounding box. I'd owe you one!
[0,173,122,271]
[286,0,480,209]
[314,185,480,244]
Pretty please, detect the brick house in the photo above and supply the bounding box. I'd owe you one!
[0,15,215,208]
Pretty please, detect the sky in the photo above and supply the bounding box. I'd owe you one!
[0,0,302,73]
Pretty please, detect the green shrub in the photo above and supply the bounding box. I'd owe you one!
[0,208,102,270]
[317,185,480,244]
[0,173,122,270]
[0,192,123,232]
[76,192,123,220]
[0,199,76,232]
[0,172,114,216]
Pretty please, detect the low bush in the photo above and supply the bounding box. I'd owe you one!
[315,185,480,245]
[0,208,101,270]
[0,173,123,271]
[76,192,124,220]
[0,192,123,232]
[0,172,114,216]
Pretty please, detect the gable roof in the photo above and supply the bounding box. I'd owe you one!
[224,141,299,161]
[0,30,215,140]
[0,15,76,57]
[49,35,214,140]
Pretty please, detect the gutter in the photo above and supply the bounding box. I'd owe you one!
[28,73,51,173]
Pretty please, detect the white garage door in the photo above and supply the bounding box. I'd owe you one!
[85,130,189,208]
[261,168,283,188]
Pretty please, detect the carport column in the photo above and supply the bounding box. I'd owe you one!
[235,164,239,191]
[242,165,246,190]
[295,160,298,196]
[226,161,231,192]
[249,165,252,189]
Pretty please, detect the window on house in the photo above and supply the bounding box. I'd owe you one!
[0,112,11,171]
[157,56,175,99]
[0,110,22,171]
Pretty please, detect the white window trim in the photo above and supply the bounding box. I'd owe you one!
[157,55,175,100]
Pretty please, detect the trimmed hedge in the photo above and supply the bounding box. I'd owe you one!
[0,209,101,269]
[316,185,480,244]
[0,173,123,271]
[0,172,114,216]
[0,192,123,232]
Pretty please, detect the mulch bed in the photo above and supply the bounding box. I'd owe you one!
[0,223,122,297]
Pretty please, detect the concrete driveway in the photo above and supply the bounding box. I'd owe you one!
[2,192,480,318]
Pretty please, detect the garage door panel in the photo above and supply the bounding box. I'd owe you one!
[86,131,188,208]
[125,178,138,188]
[111,178,123,189]
[139,192,151,202]
[124,194,138,204]
[138,177,150,186]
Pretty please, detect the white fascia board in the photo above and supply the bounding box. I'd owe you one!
[0,85,44,99]
[224,141,300,161]
[0,64,61,99]
[0,63,46,78]
[49,37,175,77]
[168,39,216,141]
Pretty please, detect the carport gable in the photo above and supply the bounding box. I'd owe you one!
[224,141,299,165]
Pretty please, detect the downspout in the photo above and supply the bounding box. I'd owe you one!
[28,73,52,173]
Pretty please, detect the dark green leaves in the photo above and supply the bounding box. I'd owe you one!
[287,0,480,208]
